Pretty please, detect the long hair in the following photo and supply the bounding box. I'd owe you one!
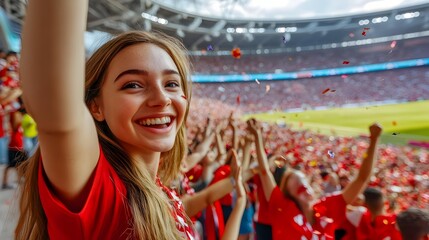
[16,31,192,240]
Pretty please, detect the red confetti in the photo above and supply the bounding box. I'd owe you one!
[322,88,330,94]
[343,60,350,64]
[362,27,370,36]
[231,47,241,59]
[236,95,241,104]
[181,95,187,100]
[341,74,348,79]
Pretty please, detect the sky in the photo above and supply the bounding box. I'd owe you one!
[153,0,429,20]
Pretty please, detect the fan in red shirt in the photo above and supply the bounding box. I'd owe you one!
[355,187,402,240]
[246,118,382,240]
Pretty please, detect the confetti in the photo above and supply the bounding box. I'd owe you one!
[236,95,241,104]
[189,175,194,180]
[342,60,350,65]
[282,36,287,44]
[231,47,241,59]
[181,95,187,100]
[330,89,336,93]
[328,150,335,158]
[322,88,331,94]
[390,41,397,49]
[349,33,355,38]
[341,74,348,79]
[265,84,271,93]
[362,27,370,36]
[255,79,260,84]
[392,121,397,126]
[207,45,214,51]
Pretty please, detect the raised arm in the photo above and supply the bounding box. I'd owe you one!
[20,0,99,210]
[228,112,239,150]
[247,119,276,201]
[342,123,382,204]
[0,87,22,105]
[222,152,246,240]
[182,132,215,173]
[182,150,240,217]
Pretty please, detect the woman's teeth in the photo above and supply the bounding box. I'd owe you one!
[139,116,171,126]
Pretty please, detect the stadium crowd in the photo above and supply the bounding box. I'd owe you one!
[192,67,429,113]
[192,37,429,74]
[1,24,428,239]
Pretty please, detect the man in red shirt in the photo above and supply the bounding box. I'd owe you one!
[355,187,402,240]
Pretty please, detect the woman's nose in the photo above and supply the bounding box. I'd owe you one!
[146,85,171,107]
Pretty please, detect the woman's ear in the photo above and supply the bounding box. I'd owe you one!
[89,99,104,121]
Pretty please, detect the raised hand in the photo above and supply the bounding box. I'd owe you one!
[246,118,261,136]
[369,123,382,139]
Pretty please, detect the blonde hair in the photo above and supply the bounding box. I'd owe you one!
[16,31,192,240]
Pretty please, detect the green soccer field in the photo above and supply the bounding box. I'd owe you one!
[243,100,429,145]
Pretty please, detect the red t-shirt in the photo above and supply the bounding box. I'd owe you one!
[212,165,233,206]
[8,123,23,150]
[38,148,196,240]
[253,175,271,225]
[38,149,131,239]
[355,211,402,240]
[269,187,346,240]
[0,115,5,138]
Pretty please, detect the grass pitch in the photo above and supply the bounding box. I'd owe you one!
[243,100,429,145]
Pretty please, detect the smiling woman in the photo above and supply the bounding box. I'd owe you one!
[16,0,200,239]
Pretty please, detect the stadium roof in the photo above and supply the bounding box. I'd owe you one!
[1,0,429,51]
[153,0,429,20]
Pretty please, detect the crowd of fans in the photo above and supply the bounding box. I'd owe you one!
[183,111,428,239]
[191,37,429,74]
[192,67,429,113]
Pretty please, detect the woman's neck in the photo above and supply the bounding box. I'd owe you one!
[131,151,161,180]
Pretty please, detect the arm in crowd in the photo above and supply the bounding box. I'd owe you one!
[183,130,215,173]
[228,112,239,150]
[20,0,99,210]
[0,87,22,105]
[247,118,276,201]
[222,150,246,240]
[342,123,382,204]
[182,150,241,218]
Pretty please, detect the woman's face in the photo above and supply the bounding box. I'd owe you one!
[92,43,187,157]
[284,172,315,203]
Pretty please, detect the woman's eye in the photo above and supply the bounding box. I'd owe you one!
[122,82,141,89]
[166,81,180,88]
